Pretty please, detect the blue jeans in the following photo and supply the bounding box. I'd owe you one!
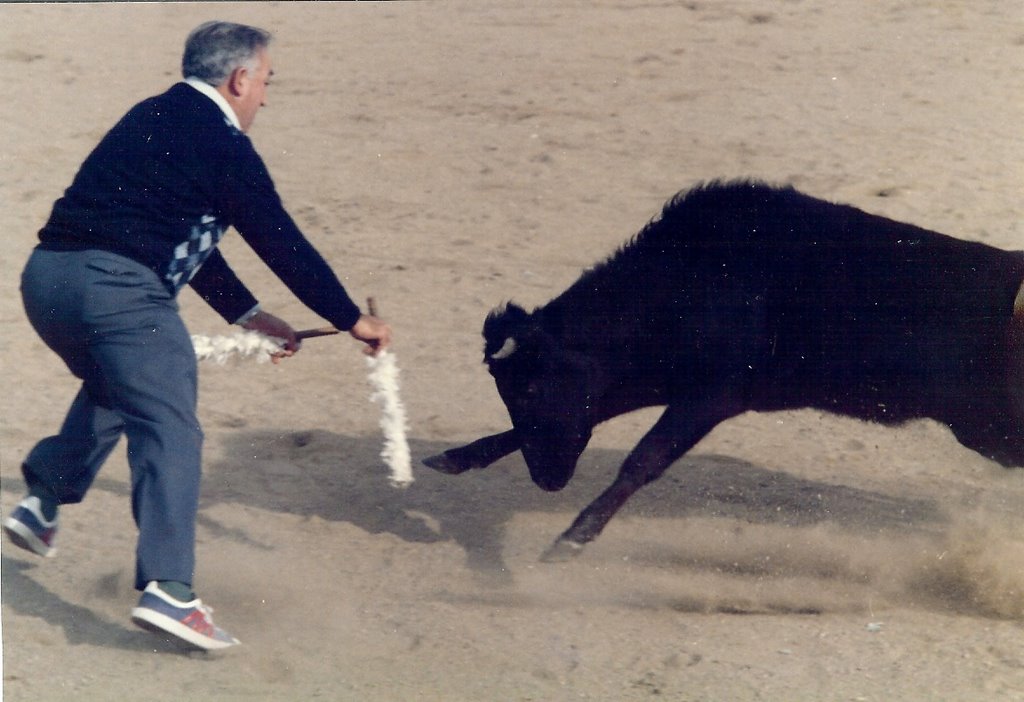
[20,248,202,590]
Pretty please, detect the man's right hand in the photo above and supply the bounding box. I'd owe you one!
[241,310,300,362]
[350,315,392,356]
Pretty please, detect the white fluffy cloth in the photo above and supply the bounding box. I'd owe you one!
[366,350,414,488]
[191,331,285,365]
[192,330,413,487]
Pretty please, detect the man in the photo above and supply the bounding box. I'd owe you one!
[5,21,391,651]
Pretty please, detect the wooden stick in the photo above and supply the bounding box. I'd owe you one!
[296,296,378,340]
[295,327,340,340]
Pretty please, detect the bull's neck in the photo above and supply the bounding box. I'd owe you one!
[538,291,646,363]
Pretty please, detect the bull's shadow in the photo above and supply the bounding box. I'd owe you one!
[183,428,940,577]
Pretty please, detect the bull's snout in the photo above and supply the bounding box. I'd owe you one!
[519,429,590,492]
[528,460,575,492]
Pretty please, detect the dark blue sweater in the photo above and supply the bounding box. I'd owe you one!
[38,82,362,330]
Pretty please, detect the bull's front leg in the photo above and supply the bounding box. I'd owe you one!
[422,429,520,474]
[541,399,736,562]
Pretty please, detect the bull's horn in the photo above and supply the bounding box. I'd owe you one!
[489,337,517,360]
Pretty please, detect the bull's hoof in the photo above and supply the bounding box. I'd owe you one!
[539,538,585,563]
[422,451,474,475]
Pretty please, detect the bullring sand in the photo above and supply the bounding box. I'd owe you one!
[2,2,1023,700]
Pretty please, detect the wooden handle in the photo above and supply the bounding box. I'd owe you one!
[295,297,378,340]
[295,327,340,340]
[296,296,380,341]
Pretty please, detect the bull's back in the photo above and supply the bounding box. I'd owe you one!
[704,187,1024,442]
[664,184,1024,424]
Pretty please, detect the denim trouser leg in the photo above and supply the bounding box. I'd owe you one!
[21,248,203,590]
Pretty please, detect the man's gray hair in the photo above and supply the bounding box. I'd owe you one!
[182,21,272,86]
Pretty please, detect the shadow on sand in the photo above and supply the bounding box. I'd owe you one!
[0,427,947,644]
[191,429,941,575]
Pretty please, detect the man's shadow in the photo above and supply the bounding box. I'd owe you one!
[0,555,207,655]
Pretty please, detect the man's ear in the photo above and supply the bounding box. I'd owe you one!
[225,66,248,98]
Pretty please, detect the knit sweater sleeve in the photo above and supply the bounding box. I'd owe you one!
[188,248,259,324]
[213,133,363,332]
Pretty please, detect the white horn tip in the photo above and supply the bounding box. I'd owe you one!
[489,337,517,360]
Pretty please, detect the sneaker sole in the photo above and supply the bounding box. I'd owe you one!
[3,518,56,558]
[131,607,240,651]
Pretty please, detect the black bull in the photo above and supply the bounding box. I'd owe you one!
[424,181,1024,561]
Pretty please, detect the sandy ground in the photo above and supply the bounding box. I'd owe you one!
[2,2,1024,700]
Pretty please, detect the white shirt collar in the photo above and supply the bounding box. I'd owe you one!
[184,76,242,131]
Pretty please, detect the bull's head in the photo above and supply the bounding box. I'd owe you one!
[483,303,607,491]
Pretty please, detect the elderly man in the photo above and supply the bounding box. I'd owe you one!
[5,21,391,650]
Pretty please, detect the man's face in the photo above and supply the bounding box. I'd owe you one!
[235,48,272,132]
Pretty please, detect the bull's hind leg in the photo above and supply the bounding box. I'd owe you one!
[422,429,520,474]
[541,398,739,562]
